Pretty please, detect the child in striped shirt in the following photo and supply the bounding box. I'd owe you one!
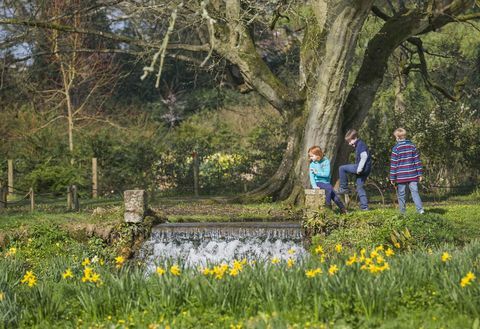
[389,128,425,214]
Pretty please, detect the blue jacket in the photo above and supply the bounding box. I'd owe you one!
[309,157,331,188]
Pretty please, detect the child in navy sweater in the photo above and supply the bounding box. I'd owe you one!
[337,129,372,211]
[308,146,346,213]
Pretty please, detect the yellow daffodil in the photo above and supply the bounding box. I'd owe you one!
[394,242,401,248]
[328,264,339,276]
[115,256,125,268]
[385,248,395,257]
[460,271,476,288]
[441,252,452,262]
[170,265,181,276]
[305,268,322,278]
[346,254,357,266]
[335,244,343,253]
[0,291,4,301]
[287,258,295,268]
[81,258,91,266]
[288,248,296,255]
[5,247,17,257]
[202,267,213,276]
[375,245,384,252]
[314,245,324,255]
[156,267,166,276]
[271,257,280,264]
[62,268,74,279]
[229,268,240,277]
[20,270,37,287]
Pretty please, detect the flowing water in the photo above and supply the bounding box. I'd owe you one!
[139,221,307,268]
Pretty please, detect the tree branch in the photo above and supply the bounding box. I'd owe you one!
[0,18,161,49]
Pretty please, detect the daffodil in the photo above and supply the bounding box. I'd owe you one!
[170,265,181,276]
[5,247,17,257]
[62,268,74,279]
[328,264,339,276]
[305,268,322,278]
[288,248,296,255]
[0,291,5,301]
[460,271,476,288]
[271,257,280,264]
[156,267,165,276]
[441,252,452,262]
[385,248,395,257]
[20,270,37,287]
[314,245,324,255]
[394,242,401,249]
[287,258,295,268]
[115,256,125,268]
[346,254,357,266]
[335,244,343,253]
[81,258,91,266]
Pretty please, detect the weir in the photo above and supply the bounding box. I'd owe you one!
[139,221,306,268]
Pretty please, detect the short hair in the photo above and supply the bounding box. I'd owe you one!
[344,129,358,141]
[393,128,407,139]
[308,146,324,159]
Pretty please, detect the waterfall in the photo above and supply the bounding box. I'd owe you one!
[139,222,306,268]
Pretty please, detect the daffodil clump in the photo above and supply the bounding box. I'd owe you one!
[347,246,391,274]
[20,270,37,287]
[202,259,247,279]
[460,272,476,288]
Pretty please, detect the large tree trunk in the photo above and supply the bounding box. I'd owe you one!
[288,0,374,202]
[241,0,374,203]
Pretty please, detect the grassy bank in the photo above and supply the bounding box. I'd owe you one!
[0,197,479,328]
[1,237,479,328]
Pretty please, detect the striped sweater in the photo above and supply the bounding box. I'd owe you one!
[389,140,423,183]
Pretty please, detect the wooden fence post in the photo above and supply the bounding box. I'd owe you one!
[92,157,98,199]
[0,184,6,209]
[8,159,13,194]
[67,186,72,210]
[192,151,199,197]
[72,185,79,211]
[30,187,35,212]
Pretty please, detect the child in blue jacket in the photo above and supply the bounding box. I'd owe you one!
[308,146,346,213]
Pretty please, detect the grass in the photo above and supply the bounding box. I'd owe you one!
[0,192,479,328]
[1,238,479,328]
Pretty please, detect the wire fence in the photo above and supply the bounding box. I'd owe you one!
[0,184,125,213]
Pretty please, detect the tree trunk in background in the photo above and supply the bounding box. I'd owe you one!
[242,0,373,203]
[393,50,408,115]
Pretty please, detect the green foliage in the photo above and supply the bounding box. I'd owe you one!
[23,163,85,194]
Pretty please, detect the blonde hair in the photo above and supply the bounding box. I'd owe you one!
[308,146,324,160]
[345,129,358,141]
[393,128,407,139]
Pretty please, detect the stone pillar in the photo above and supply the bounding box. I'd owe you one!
[304,189,326,212]
[124,190,147,223]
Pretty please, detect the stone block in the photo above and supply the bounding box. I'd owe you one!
[304,189,326,211]
[124,190,147,223]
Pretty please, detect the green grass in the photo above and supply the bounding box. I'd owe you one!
[1,194,479,328]
[1,238,479,328]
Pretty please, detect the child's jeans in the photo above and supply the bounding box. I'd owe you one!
[316,182,345,210]
[339,164,369,210]
[396,181,424,214]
